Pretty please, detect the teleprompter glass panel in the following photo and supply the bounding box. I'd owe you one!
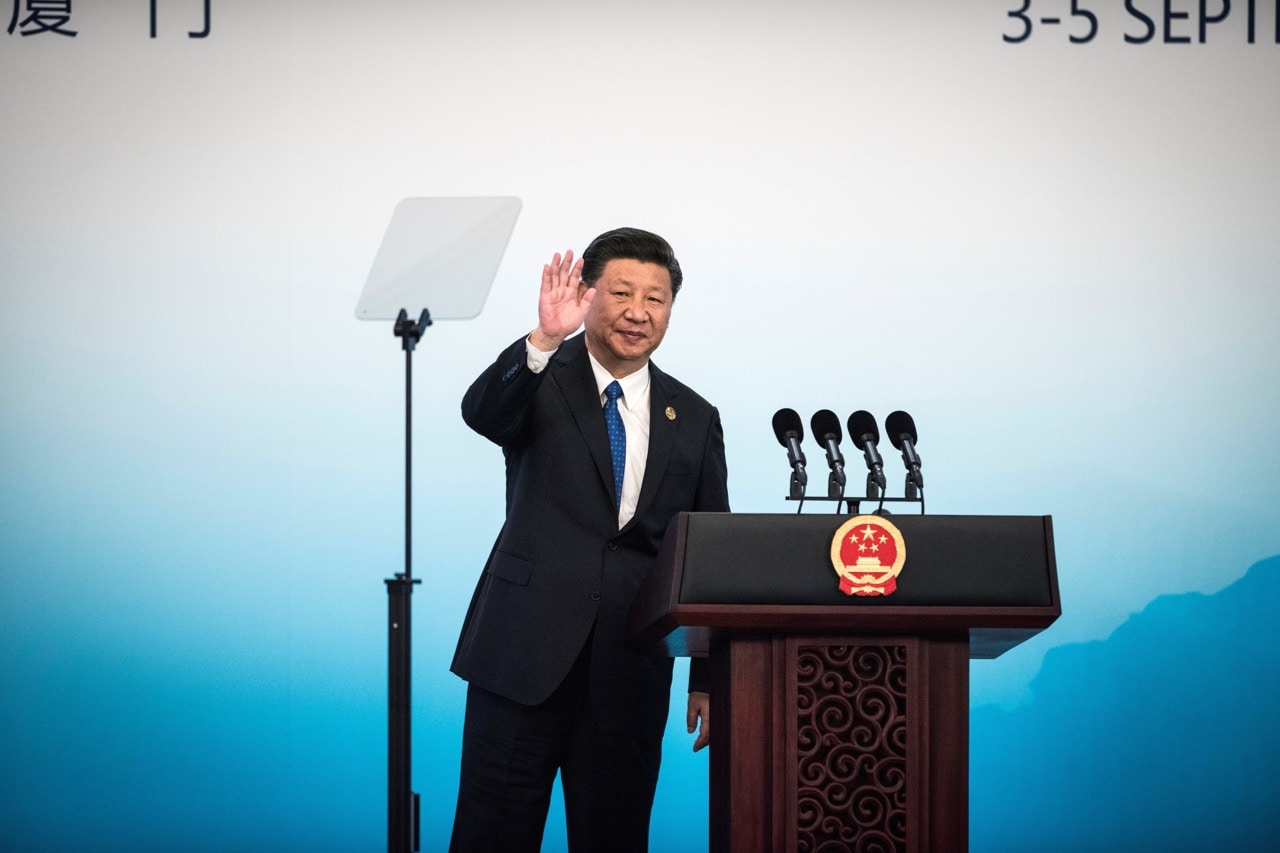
[355,196,522,321]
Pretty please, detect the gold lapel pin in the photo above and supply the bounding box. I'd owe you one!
[665,406,677,421]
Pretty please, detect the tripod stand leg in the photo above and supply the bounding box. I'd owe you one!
[387,575,420,852]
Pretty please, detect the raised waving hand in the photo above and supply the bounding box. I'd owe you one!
[529,250,595,352]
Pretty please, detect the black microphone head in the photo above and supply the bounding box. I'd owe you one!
[847,410,879,450]
[885,410,918,449]
[810,409,842,444]
[771,408,804,446]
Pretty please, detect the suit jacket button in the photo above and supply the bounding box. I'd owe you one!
[608,542,618,551]
[590,592,601,601]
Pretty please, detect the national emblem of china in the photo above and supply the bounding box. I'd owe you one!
[830,515,907,597]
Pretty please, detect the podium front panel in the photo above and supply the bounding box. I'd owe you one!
[680,513,1055,608]
[630,513,1060,659]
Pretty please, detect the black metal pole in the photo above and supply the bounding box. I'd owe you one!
[387,574,415,852]
[388,309,428,853]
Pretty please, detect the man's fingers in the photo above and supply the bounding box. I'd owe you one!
[688,691,710,752]
[553,250,572,286]
[692,713,710,752]
[545,250,579,292]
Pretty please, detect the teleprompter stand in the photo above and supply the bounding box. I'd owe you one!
[356,197,522,853]
[386,308,430,853]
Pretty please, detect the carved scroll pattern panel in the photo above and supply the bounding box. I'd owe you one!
[795,643,908,852]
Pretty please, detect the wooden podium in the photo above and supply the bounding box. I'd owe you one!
[630,512,1060,853]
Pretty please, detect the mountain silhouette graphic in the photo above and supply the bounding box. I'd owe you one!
[971,554,1280,851]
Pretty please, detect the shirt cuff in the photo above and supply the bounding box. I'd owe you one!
[525,337,557,374]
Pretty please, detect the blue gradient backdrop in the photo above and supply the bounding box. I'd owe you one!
[3,2,1278,850]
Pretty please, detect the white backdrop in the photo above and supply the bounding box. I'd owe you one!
[3,1,1278,849]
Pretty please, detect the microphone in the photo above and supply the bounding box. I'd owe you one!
[885,410,924,496]
[810,409,846,500]
[771,408,808,499]
[846,410,887,498]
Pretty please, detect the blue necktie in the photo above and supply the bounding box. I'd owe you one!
[604,381,625,508]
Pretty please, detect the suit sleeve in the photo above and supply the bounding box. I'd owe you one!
[694,406,731,514]
[461,336,548,447]
[688,405,730,694]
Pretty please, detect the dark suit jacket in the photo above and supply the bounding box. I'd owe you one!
[451,333,730,738]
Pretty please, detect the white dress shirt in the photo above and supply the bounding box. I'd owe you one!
[527,338,650,528]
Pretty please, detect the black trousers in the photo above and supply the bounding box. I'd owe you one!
[448,637,664,852]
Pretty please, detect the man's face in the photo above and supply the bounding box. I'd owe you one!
[581,258,674,378]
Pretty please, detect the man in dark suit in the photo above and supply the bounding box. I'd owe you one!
[449,228,729,851]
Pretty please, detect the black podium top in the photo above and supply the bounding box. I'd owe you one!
[630,512,1060,659]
